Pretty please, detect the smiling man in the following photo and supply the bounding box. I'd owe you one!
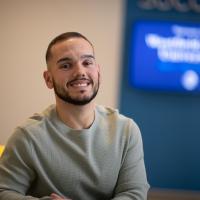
[0,32,149,200]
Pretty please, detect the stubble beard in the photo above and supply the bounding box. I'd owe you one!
[52,77,99,106]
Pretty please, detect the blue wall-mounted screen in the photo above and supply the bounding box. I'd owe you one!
[130,20,200,93]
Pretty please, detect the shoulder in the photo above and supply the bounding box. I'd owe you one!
[4,105,58,160]
[95,105,140,137]
[18,104,55,130]
[96,105,138,125]
[96,105,125,119]
[8,105,56,144]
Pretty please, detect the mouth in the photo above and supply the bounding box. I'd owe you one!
[67,78,92,88]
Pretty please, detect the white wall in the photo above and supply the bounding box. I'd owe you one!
[0,0,124,144]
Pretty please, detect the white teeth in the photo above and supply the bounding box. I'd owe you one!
[72,83,88,87]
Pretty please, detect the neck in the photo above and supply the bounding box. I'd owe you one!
[56,99,96,130]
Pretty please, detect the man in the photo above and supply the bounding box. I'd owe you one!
[0,32,149,200]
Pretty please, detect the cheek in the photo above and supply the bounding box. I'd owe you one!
[90,68,100,79]
[54,72,70,84]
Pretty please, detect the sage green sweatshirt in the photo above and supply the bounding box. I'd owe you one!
[0,105,149,200]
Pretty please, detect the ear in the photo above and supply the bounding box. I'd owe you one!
[97,64,101,83]
[43,70,54,89]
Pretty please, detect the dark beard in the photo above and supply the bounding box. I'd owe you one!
[53,79,99,106]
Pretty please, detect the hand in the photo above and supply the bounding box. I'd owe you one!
[50,193,72,200]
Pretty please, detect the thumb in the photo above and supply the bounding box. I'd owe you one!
[50,193,71,200]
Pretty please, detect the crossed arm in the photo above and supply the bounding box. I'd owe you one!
[0,122,149,200]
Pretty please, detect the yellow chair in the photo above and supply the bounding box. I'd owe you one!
[0,145,5,157]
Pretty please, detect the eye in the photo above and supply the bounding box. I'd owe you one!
[83,59,94,67]
[60,63,71,70]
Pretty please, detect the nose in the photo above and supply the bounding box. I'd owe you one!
[73,63,86,78]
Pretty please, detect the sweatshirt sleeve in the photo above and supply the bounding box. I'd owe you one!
[0,128,51,200]
[111,120,150,200]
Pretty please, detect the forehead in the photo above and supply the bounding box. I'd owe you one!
[50,38,94,59]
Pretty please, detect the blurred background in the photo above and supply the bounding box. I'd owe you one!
[0,0,200,199]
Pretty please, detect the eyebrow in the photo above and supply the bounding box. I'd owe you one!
[57,54,95,64]
[81,54,95,59]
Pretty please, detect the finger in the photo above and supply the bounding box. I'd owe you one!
[50,193,63,199]
[50,193,71,200]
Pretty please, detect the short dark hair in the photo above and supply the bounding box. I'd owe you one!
[46,32,94,64]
